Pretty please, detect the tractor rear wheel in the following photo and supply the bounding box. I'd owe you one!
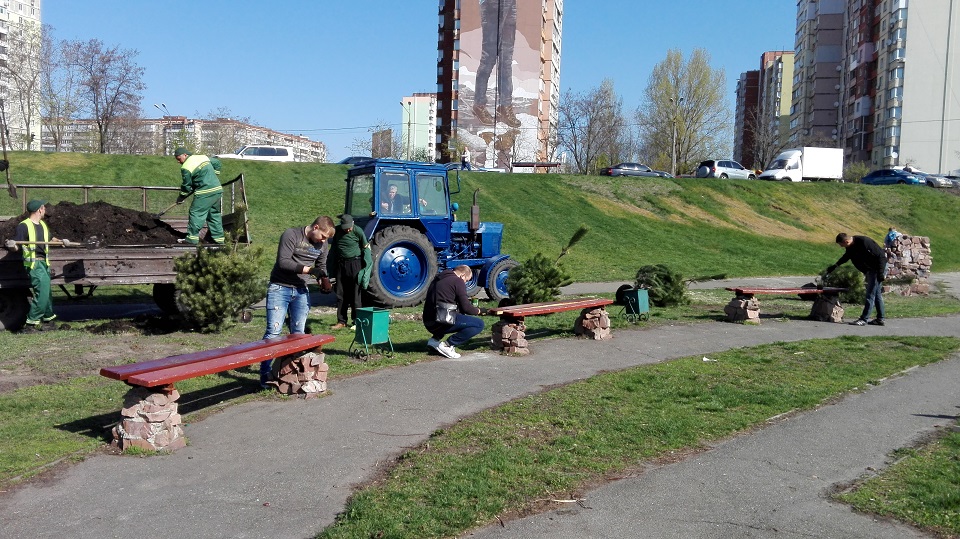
[368,226,438,307]
[484,258,518,303]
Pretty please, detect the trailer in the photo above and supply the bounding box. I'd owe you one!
[0,175,250,330]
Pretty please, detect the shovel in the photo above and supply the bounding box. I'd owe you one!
[154,201,180,219]
[10,238,101,249]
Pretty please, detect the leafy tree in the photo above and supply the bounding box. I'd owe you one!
[556,80,631,174]
[174,243,265,333]
[843,161,871,183]
[635,49,731,175]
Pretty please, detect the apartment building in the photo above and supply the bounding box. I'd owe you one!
[790,0,845,144]
[43,116,327,162]
[435,0,563,171]
[0,0,42,150]
[400,93,438,161]
[733,70,760,167]
[734,51,794,169]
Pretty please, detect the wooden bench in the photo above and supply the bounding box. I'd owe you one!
[486,298,614,354]
[100,333,335,451]
[723,287,848,323]
[100,333,335,390]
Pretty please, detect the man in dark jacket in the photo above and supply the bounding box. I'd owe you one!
[826,232,887,326]
[422,265,485,358]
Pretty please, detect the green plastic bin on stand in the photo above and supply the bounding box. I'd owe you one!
[621,288,650,323]
[349,307,394,359]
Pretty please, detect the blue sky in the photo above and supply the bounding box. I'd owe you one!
[44,1,797,161]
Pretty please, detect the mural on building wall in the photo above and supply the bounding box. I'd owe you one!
[458,0,541,170]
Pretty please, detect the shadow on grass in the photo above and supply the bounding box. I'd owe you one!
[55,372,262,443]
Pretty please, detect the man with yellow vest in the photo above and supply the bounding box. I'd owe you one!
[174,147,224,245]
[3,200,71,332]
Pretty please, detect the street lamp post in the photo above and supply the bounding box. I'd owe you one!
[669,97,684,177]
[400,101,412,160]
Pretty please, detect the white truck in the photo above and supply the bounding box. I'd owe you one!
[759,147,843,182]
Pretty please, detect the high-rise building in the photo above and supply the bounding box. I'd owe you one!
[435,0,563,172]
[733,70,760,167]
[400,93,438,161]
[790,0,844,145]
[760,51,795,152]
[0,0,43,151]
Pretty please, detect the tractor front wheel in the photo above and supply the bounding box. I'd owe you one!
[367,226,438,308]
[484,258,518,303]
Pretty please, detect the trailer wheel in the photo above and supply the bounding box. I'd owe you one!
[484,258,518,303]
[152,283,179,315]
[0,289,29,331]
[367,225,438,308]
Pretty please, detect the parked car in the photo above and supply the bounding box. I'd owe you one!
[859,169,923,185]
[599,162,660,177]
[217,145,296,162]
[337,156,372,165]
[652,170,673,178]
[944,175,960,188]
[918,173,953,188]
[695,159,756,179]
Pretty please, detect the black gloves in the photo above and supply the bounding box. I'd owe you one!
[319,276,333,293]
[175,194,188,204]
[825,265,836,274]
[307,266,325,278]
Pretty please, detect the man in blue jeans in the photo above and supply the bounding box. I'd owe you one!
[422,265,486,358]
[826,232,887,326]
[260,215,336,387]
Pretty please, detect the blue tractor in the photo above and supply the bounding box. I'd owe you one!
[343,159,517,308]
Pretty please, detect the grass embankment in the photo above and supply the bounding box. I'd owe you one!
[3,151,960,279]
[316,336,960,538]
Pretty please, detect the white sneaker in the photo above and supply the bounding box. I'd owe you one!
[426,338,441,350]
[436,341,461,359]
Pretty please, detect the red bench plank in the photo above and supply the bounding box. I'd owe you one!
[726,287,847,295]
[488,298,613,319]
[125,334,335,388]
[100,333,317,381]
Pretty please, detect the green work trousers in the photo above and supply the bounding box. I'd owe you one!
[27,261,56,325]
[186,193,225,244]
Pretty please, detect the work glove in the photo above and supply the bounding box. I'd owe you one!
[825,265,836,274]
[319,276,332,293]
[175,194,188,204]
[307,266,325,278]
[478,307,489,316]
[4,239,16,250]
[61,239,73,247]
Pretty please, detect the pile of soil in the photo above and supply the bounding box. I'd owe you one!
[0,201,184,246]
[86,314,182,335]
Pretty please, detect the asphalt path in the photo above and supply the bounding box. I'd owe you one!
[1,275,957,538]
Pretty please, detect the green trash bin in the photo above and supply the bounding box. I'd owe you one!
[622,288,650,323]
[349,307,394,359]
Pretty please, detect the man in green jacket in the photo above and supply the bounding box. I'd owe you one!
[174,147,224,245]
[329,214,370,330]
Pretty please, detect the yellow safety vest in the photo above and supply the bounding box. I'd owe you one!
[20,218,50,269]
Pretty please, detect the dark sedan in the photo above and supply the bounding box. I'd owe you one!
[600,162,660,177]
[859,169,923,185]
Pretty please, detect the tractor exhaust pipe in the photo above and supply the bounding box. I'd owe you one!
[470,188,481,233]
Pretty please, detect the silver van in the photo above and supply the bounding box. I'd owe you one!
[217,145,296,162]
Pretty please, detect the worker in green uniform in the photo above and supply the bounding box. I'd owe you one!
[3,200,72,332]
[329,214,370,330]
[174,147,224,245]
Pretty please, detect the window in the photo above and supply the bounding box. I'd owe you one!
[380,172,414,215]
[417,175,447,216]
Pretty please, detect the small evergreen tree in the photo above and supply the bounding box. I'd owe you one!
[820,265,865,305]
[635,264,689,307]
[174,241,265,333]
[506,226,588,304]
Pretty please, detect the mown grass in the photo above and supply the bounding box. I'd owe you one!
[4,152,960,281]
[317,336,960,539]
[836,430,960,537]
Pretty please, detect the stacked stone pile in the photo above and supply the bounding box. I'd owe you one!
[724,295,760,323]
[574,307,612,340]
[267,351,329,398]
[810,295,844,323]
[491,320,528,355]
[886,235,931,280]
[112,387,185,452]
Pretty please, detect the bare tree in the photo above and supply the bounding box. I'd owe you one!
[348,121,401,158]
[745,105,791,171]
[0,21,44,149]
[636,49,731,175]
[556,79,629,174]
[198,107,251,155]
[40,30,82,152]
[64,39,146,153]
